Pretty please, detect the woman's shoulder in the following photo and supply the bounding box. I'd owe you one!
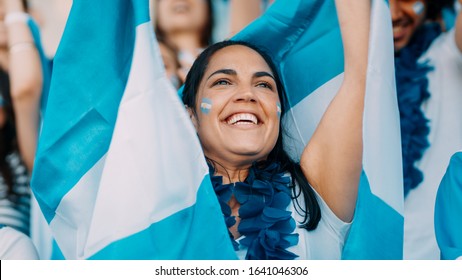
[289,186,352,259]
[0,226,39,260]
[290,182,352,236]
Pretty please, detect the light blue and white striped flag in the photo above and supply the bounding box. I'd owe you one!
[31,0,235,260]
[234,0,404,259]
[28,19,52,111]
[28,16,58,260]
[435,150,462,260]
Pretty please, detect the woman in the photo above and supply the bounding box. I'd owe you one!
[181,0,370,259]
[154,0,213,81]
[157,35,182,89]
[390,0,462,259]
[154,0,263,83]
[0,0,42,259]
[0,0,42,172]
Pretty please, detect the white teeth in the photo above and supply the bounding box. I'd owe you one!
[227,113,258,125]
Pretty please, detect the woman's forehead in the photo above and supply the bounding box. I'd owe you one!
[205,45,273,74]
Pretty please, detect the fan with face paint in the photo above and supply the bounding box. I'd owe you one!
[390,0,456,52]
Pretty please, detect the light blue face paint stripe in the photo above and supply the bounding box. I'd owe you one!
[413,1,424,15]
[200,98,212,114]
[88,176,237,260]
[31,0,138,223]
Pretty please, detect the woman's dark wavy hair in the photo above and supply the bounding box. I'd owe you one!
[155,0,214,48]
[0,69,18,193]
[425,0,455,20]
[182,40,321,230]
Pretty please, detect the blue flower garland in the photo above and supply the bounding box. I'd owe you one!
[210,161,299,260]
[395,23,441,197]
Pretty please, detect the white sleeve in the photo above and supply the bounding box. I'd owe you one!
[0,227,40,260]
[423,29,462,64]
[313,189,352,242]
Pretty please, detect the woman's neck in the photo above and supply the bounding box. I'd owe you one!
[168,32,204,54]
[209,160,250,184]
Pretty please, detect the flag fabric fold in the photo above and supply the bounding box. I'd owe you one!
[27,16,58,261]
[234,0,404,259]
[31,0,235,260]
[31,0,403,260]
[434,151,462,260]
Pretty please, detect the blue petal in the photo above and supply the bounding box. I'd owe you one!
[239,197,265,218]
[270,218,296,234]
[270,192,291,209]
[239,217,271,233]
[262,207,292,222]
[259,230,280,251]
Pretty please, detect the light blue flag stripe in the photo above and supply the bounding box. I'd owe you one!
[234,0,404,259]
[342,173,404,259]
[233,0,343,106]
[89,176,233,260]
[344,0,404,259]
[435,151,462,260]
[27,17,61,261]
[31,0,236,259]
[31,0,139,223]
[28,19,52,112]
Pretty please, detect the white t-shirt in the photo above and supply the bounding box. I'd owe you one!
[0,226,39,260]
[236,188,351,260]
[404,29,462,260]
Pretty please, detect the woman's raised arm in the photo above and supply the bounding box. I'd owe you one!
[300,0,370,222]
[455,0,462,52]
[4,0,43,172]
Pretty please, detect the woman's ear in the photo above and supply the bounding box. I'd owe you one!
[186,105,199,132]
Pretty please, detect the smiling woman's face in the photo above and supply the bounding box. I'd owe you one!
[156,0,209,36]
[389,0,427,52]
[190,45,281,167]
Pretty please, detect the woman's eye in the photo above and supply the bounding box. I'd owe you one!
[257,82,273,90]
[213,79,230,86]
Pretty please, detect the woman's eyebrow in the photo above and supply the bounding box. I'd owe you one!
[206,69,275,82]
[254,71,275,81]
[206,69,237,81]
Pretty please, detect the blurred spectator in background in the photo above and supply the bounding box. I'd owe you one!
[157,35,182,89]
[0,0,42,259]
[390,0,462,259]
[153,0,265,84]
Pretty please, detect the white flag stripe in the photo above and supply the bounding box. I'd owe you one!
[50,22,208,259]
[363,0,403,213]
[50,155,106,259]
[283,74,344,162]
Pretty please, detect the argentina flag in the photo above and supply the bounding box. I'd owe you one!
[27,16,56,260]
[435,151,462,260]
[234,0,404,259]
[31,0,235,259]
[28,19,52,112]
